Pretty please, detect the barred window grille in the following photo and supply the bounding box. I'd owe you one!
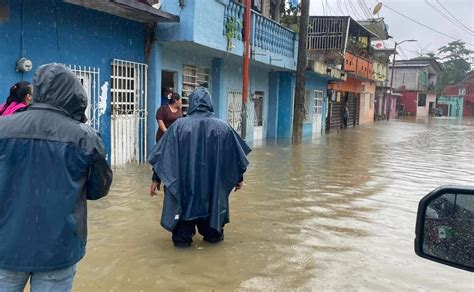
[66,65,101,130]
[253,91,264,127]
[110,59,148,166]
[314,90,323,116]
[182,65,210,114]
[227,89,243,135]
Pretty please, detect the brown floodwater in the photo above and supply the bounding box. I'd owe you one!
[74,118,474,291]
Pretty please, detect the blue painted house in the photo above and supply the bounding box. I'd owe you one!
[148,0,303,145]
[0,0,178,165]
[1,0,338,166]
[437,96,464,117]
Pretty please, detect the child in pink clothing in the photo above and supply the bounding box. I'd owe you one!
[0,81,33,116]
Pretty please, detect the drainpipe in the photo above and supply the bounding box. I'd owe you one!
[241,0,251,139]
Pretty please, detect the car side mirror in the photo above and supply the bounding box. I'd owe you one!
[415,186,474,272]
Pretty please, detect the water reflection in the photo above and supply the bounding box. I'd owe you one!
[75,118,474,291]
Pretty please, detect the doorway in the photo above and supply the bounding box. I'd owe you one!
[161,70,177,105]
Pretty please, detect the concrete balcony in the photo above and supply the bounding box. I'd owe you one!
[155,0,296,70]
[344,52,373,81]
[224,1,297,69]
[307,58,347,81]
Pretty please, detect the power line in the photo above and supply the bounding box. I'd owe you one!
[336,0,345,15]
[437,0,474,34]
[383,3,474,47]
[395,42,410,59]
[342,0,351,16]
[347,0,364,19]
[386,38,411,59]
[361,0,375,18]
[321,0,326,15]
[424,0,473,35]
[356,0,372,19]
[325,0,335,16]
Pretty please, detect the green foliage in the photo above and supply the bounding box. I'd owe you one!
[346,37,370,58]
[279,1,300,32]
[225,17,242,51]
[436,40,473,93]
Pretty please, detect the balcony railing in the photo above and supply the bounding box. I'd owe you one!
[307,17,346,51]
[224,1,245,41]
[224,1,296,58]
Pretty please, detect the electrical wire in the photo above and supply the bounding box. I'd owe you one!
[356,0,372,19]
[20,0,24,79]
[424,0,473,35]
[336,0,345,15]
[342,0,351,16]
[437,0,474,34]
[362,0,376,18]
[395,42,410,59]
[386,39,410,59]
[325,0,335,16]
[54,2,62,61]
[382,3,474,47]
[347,0,364,19]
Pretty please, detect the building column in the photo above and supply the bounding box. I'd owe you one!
[266,71,279,139]
[277,71,295,139]
[146,41,162,156]
[211,58,223,118]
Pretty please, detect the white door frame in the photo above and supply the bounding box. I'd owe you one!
[313,90,323,136]
[111,59,148,166]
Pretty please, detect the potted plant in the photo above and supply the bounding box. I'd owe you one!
[225,17,242,51]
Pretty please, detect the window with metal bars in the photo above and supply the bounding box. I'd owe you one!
[314,90,323,116]
[253,91,264,127]
[67,65,101,130]
[182,65,210,114]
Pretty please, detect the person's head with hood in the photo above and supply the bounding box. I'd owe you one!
[187,87,214,116]
[33,63,88,123]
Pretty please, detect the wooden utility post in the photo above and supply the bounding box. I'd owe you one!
[292,0,310,144]
[387,42,398,121]
[241,0,251,139]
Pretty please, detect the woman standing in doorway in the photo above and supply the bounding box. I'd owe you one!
[150,93,183,194]
[155,93,183,142]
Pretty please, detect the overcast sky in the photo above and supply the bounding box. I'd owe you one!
[309,0,474,59]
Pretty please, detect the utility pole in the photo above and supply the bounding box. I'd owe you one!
[387,42,398,121]
[292,0,310,144]
[387,39,416,120]
[241,0,251,139]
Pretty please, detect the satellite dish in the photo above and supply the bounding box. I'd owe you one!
[373,2,383,15]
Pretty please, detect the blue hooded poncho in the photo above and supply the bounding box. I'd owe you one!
[148,87,251,232]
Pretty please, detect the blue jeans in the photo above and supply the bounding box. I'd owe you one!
[0,265,76,292]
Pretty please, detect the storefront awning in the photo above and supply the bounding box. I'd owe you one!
[63,0,179,23]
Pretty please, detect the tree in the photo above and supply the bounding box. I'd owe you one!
[437,41,473,92]
[280,0,301,32]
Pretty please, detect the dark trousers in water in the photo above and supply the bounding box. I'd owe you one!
[172,218,224,247]
[343,117,348,128]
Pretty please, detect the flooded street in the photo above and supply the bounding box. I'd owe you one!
[75,118,474,291]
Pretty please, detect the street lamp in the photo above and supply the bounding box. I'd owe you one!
[387,39,417,120]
